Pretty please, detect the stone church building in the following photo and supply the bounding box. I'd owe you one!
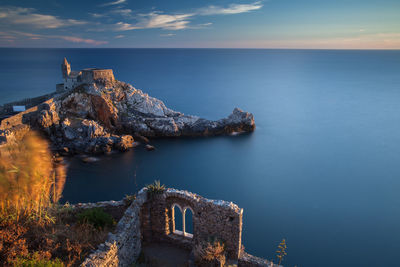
[57,57,115,91]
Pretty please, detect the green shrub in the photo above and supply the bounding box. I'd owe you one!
[77,208,114,229]
[12,255,64,267]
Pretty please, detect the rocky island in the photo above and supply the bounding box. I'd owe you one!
[0,58,255,155]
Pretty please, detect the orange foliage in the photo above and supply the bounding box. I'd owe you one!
[0,131,66,221]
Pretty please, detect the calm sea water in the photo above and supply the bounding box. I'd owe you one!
[1,48,400,267]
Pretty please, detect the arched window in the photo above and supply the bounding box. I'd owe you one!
[171,204,193,238]
[184,207,193,238]
[172,204,183,235]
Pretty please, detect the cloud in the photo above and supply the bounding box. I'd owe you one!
[6,31,107,45]
[115,35,125,38]
[114,22,140,31]
[0,32,16,40]
[197,1,263,15]
[10,31,42,38]
[113,2,262,32]
[90,13,106,18]
[0,6,87,29]
[100,0,126,7]
[115,12,194,31]
[60,36,108,45]
[160,33,176,37]
[111,8,132,16]
[143,12,193,30]
[193,22,213,29]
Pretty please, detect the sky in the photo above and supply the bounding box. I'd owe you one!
[0,0,399,49]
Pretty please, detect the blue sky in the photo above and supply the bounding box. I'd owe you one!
[0,0,399,49]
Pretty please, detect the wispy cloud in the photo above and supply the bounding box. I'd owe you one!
[197,1,263,15]
[160,33,176,37]
[115,12,193,31]
[100,0,126,7]
[193,22,213,29]
[90,13,106,18]
[0,6,86,29]
[143,12,193,30]
[113,2,262,32]
[114,22,139,31]
[60,36,107,45]
[111,8,132,16]
[5,30,107,45]
[0,1,265,46]
[0,31,17,40]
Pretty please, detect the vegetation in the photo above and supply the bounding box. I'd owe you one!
[77,208,115,230]
[194,237,226,266]
[0,132,115,266]
[276,239,287,265]
[146,180,166,195]
[0,216,110,266]
[0,132,66,222]
[12,253,64,267]
[124,194,136,205]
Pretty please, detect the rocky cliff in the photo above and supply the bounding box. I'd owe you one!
[0,79,255,154]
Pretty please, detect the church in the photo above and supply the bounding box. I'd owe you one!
[57,58,115,91]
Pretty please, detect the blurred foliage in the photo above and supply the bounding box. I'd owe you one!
[0,131,66,223]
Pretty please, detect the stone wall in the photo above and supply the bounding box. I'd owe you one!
[0,92,57,116]
[81,188,148,267]
[141,188,243,261]
[92,69,115,82]
[239,252,278,267]
[81,187,279,266]
[81,69,114,84]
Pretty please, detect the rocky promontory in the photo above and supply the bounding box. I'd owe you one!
[0,79,255,154]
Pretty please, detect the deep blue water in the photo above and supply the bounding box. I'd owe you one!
[1,48,400,267]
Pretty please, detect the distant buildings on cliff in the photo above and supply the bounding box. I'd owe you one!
[57,57,115,91]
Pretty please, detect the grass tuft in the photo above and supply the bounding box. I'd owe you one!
[146,180,166,195]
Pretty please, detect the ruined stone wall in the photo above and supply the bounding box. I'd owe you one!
[141,188,243,261]
[239,252,279,267]
[81,187,278,266]
[81,188,148,267]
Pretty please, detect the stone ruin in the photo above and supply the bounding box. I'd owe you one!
[81,187,278,267]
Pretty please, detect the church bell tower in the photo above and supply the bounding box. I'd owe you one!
[61,57,71,79]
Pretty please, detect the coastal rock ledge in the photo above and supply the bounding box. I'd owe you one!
[0,79,255,154]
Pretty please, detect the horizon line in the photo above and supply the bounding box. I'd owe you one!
[0,47,399,51]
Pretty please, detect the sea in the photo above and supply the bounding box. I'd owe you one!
[1,48,400,267]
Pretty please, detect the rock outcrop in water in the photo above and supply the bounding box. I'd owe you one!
[0,79,255,154]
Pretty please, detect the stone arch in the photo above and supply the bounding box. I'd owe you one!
[183,206,194,238]
[172,203,183,235]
